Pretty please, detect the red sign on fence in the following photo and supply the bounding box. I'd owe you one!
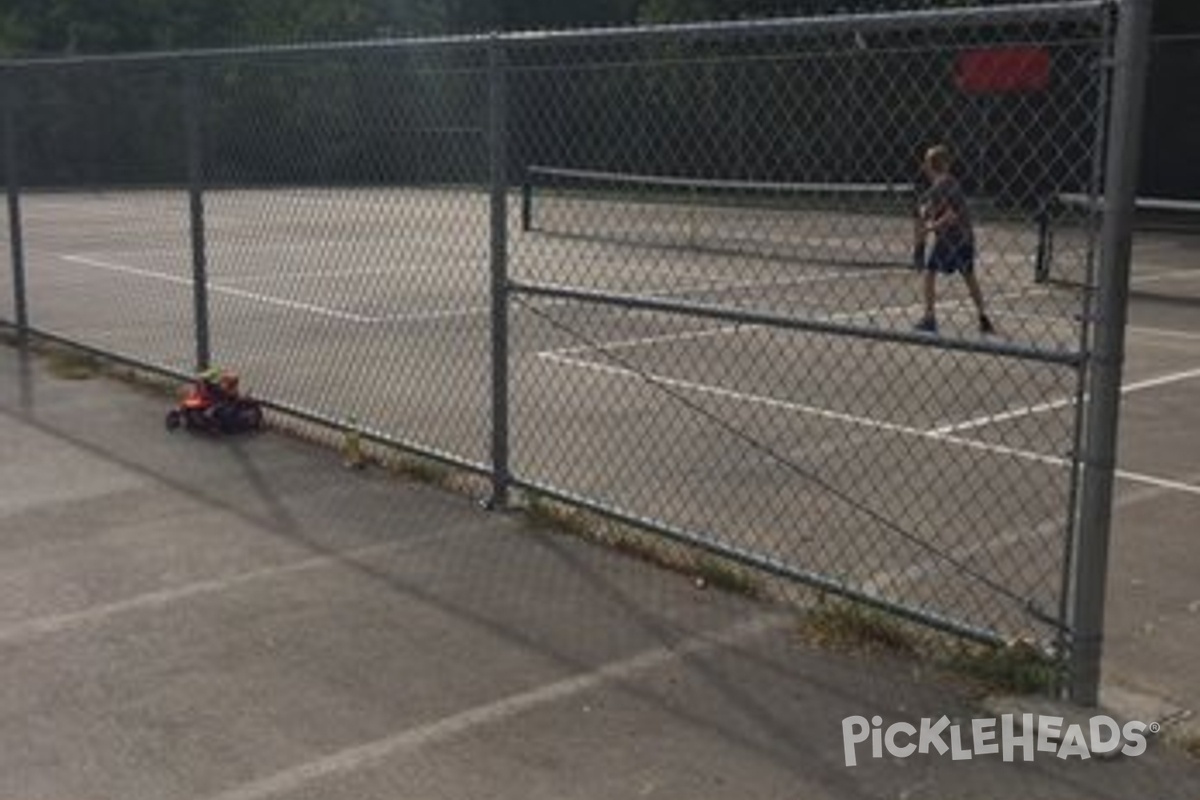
[955,47,1051,94]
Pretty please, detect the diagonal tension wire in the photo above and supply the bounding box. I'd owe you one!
[513,294,1061,628]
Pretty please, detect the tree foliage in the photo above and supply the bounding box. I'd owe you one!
[0,0,636,55]
[0,0,1192,196]
[0,0,1193,55]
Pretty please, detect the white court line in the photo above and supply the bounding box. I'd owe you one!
[1110,468,1200,496]
[541,351,932,439]
[544,347,1019,450]
[0,538,429,646]
[536,285,1051,359]
[226,264,872,295]
[534,264,1200,491]
[54,252,976,337]
[201,614,787,800]
[545,325,743,359]
[930,365,1200,436]
[1132,267,1200,285]
[221,267,413,284]
[62,254,378,323]
[861,467,1200,600]
[916,261,1200,438]
[919,260,1200,433]
[372,305,492,324]
[58,254,492,325]
[62,246,864,296]
[60,241,488,283]
[1128,324,1200,342]
[642,264,914,301]
[219,263,488,285]
[861,513,1066,601]
[929,429,1200,497]
[541,351,1200,498]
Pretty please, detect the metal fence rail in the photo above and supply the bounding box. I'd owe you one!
[1,0,1151,705]
[504,1,1109,653]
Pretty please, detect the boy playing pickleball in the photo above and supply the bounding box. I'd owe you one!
[914,144,994,335]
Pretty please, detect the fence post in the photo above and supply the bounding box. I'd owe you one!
[3,71,28,342]
[521,176,532,232]
[1069,0,1154,707]
[183,63,211,372]
[487,34,511,510]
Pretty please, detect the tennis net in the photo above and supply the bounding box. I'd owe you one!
[520,166,920,269]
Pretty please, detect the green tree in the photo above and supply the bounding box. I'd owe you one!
[0,0,452,55]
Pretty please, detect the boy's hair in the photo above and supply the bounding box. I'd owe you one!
[925,144,952,172]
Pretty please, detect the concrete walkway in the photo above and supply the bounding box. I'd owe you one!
[0,343,1196,799]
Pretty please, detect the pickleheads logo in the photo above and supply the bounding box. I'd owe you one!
[842,714,1157,766]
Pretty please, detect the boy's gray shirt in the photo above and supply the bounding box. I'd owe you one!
[924,175,974,247]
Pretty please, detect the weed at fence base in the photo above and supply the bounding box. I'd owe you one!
[44,347,101,380]
[521,491,766,601]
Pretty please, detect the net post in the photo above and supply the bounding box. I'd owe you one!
[183,62,210,372]
[1034,194,1053,284]
[3,70,28,343]
[686,182,698,249]
[486,34,512,511]
[521,169,532,232]
[1068,0,1154,708]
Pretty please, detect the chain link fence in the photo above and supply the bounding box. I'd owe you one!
[505,2,1111,647]
[1,1,1148,701]
[0,193,10,325]
[195,44,495,469]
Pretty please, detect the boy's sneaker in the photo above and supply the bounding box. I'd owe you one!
[914,316,938,334]
[979,314,995,335]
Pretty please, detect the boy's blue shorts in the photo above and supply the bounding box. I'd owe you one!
[926,240,975,274]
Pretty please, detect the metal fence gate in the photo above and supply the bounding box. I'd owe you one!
[0,0,1152,704]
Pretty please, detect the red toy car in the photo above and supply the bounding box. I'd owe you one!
[165,368,264,434]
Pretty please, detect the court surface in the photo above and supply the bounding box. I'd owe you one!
[0,185,1196,645]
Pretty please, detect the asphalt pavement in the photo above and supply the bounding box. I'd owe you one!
[0,341,1197,799]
